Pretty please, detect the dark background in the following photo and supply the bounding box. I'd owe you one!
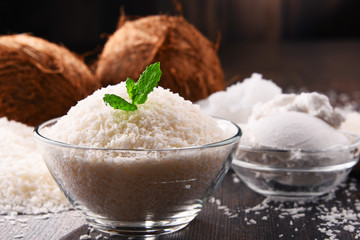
[1,0,359,51]
[1,0,360,94]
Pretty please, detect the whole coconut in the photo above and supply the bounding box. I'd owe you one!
[0,34,100,126]
[96,15,225,102]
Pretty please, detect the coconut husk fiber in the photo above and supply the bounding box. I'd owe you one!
[0,34,100,126]
[96,15,225,102]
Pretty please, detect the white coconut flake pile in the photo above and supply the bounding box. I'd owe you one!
[197,73,282,124]
[45,83,225,149]
[0,117,71,215]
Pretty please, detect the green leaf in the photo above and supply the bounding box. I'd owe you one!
[126,78,136,103]
[103,62,162,112]
[103,94,137,111]
[132,62,162,104]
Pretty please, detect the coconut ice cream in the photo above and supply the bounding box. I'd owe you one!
[242,92,350,151]
[233,92,359,196]
[242,111,350,151]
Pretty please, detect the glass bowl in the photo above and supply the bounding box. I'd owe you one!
[232,132,360,199]
[34,117,241,236]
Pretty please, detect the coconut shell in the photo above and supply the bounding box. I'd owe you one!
[0,34,100,126]
[95,15,225,102]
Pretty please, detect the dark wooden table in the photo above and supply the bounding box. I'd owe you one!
[2,169,360,240]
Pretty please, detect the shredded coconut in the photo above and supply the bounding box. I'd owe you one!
[79,235,92,240]
[0,117,70,215]
[45,83,225,149]
[197,73,282,124]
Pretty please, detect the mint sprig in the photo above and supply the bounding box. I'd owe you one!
[103,62,162,111]
[103,94,138,111]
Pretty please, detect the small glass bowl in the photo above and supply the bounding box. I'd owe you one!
[232,132,360,199]
[34,118,241,236]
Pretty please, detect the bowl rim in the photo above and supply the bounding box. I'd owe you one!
[232,157,359,172]
[34,117,242,152]
[237,131,360,154]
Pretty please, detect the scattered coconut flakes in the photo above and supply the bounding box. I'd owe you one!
[210,177,360,239]
[79,234,92,240]
[232,174,240,183]
[344,225,355,232]
[249,219,257,224]
[228,213,239,218]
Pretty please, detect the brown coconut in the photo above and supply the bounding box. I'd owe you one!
[0,34,100,126]
[95,15,225,102]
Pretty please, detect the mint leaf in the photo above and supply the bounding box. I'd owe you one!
[103,62,162,111]
[132,62,162,104]
[126,78,136,102]
[103,94,137,111]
